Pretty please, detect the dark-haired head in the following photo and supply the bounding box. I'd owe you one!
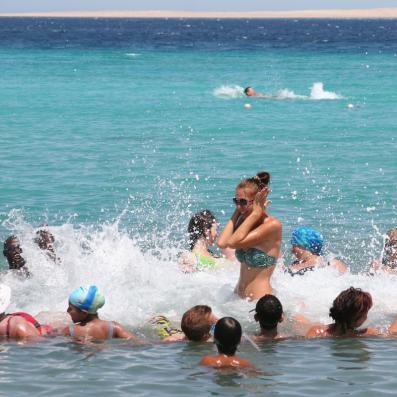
[214,317,242,356]
[237,171,270,197]
[329,287,372,331]
[3,235,26,270]
[244,87,257,97]
[253,294,283,330]
[187,210,216,251]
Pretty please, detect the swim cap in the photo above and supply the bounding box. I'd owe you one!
[68,285,105,314]
[291,226,324,255]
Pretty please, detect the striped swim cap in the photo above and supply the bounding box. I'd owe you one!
[69,285,105,314]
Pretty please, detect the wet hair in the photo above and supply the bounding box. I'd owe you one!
[382,228,397,267]
[329,287,372,331]
[254,294,283,330]
[244,87,252,95]
[214,317,242,356]
[187,210,216,251]
[181,305,213,341]
[237,171,270,197]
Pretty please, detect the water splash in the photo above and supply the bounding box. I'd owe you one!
[213,85,244,99]
[309,82,343,100]
[1,210,395,335]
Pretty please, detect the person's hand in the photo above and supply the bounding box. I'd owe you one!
[252,187,270,215]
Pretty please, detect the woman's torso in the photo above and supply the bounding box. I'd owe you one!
[235,215,282,299]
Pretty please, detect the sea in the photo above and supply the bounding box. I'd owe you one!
[0,17,397,396]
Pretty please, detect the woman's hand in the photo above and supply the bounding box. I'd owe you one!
[252,187,270,216]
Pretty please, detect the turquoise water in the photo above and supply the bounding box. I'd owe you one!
[1,18,397,396]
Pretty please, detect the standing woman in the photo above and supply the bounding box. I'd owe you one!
[218,171,282,299]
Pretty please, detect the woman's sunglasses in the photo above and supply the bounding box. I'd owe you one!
[232,198,253,206]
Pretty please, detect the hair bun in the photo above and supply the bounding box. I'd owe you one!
[256,171,270,187]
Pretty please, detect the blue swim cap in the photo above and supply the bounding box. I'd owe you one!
[291,226,324,255]
[69,285,105,314]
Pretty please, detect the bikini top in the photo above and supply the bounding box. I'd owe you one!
[285,266,315,277]
[235,248,277,268]
[285,260,331,276]
[194,253,217,269]
[6,312,52,337]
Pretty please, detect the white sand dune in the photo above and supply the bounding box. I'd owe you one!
[1,8,397,19]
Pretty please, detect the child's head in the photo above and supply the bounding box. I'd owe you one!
[252,294,283,330]
[187,210,217,250]
[213,317,242,356]
[181,305,217,341]
[67,285,105,323]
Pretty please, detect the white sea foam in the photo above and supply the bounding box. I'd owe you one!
[1,211,394,335]
[213,85,244,99]
[125,53,141,58]
[275,89,306,99]
[309,82,343,100]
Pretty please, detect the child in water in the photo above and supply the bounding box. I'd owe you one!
[251,294,285,340]
[285,226,347,276]
[64,285,142,342]
[200,317,251,368]
[179,210,234,273]
[370,228,397,273]
[161,304,218,342]
[306,287,379,337]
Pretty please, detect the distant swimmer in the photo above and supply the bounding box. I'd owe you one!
[64,285,143,343]
[244,86,272,99]
[3,235,30,277]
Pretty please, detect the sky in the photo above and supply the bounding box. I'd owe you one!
[1,0,397,13]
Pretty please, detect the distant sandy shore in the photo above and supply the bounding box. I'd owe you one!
[1,8,397,19]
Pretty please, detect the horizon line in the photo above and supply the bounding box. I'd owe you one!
[1,8,397,19]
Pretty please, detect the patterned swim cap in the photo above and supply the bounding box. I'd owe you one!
[69,285,105,314]
[291,226,324,255]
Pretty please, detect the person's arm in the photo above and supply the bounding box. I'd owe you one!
[330,258,348,274]
[113,322,146,344]
[163,333,186,342]
[217,210,240,249]
[228,217,280,250]
[306,324,327,338]
[221,189,277,249]
[221,247,236,261]
[364,327,381,336]
[388,317,397,334]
